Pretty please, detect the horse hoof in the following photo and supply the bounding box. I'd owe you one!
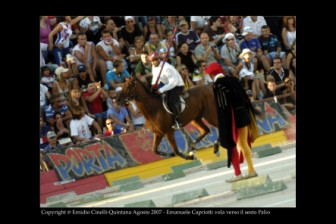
[188,150,195,156]
[214,143,219,156]
[169,153,176,157]
[190,146,197,152]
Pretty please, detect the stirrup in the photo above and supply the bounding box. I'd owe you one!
[172,121,182,130]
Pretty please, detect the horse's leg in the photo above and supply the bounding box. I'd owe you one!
[213,138,220,157]
[165,133,195,160]
[192,118,221,157]
[153,133,174,158]
[190,118,210,151]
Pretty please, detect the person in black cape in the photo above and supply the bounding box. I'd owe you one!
[205,62,260,182]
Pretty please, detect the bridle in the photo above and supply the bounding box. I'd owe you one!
[119,77,154,104]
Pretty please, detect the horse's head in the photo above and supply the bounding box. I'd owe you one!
[116,78,135,105]
[117,77,153,105]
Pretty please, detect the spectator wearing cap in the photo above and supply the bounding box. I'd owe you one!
[194,33,221,65]
[96,30,121,76]
[48,16,85,65]
[242,16,267,38]
[72,64,91,92]
[119,16,143,49]
[203,16,225,51]
[239,26,271,73]
[143,16,163,41]
[52,66,72,103]
[234,48,266,101]
[258,25,287,68]
[73,33,106,85]
[175,20,200,53]
[42,131,62,169]
[220,33,241,75]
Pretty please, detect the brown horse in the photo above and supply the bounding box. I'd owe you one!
[117,77,219,160]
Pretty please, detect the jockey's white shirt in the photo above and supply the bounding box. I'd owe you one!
[151,61,184,93]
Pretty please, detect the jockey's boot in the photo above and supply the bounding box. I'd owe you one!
[172,103,182,130]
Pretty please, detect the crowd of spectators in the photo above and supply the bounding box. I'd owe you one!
[40,16,296,171]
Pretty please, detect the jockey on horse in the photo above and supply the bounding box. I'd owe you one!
[148,51,185,130]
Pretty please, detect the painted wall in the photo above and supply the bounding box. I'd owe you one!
[44,98,293,181]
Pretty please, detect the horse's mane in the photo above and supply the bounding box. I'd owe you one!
[133,77,152,95]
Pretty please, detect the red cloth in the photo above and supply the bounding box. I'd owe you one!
[204,62,225,76]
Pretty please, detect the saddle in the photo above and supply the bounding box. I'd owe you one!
[161,93,187,114]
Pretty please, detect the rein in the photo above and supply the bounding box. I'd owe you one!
[121,78,157,103]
